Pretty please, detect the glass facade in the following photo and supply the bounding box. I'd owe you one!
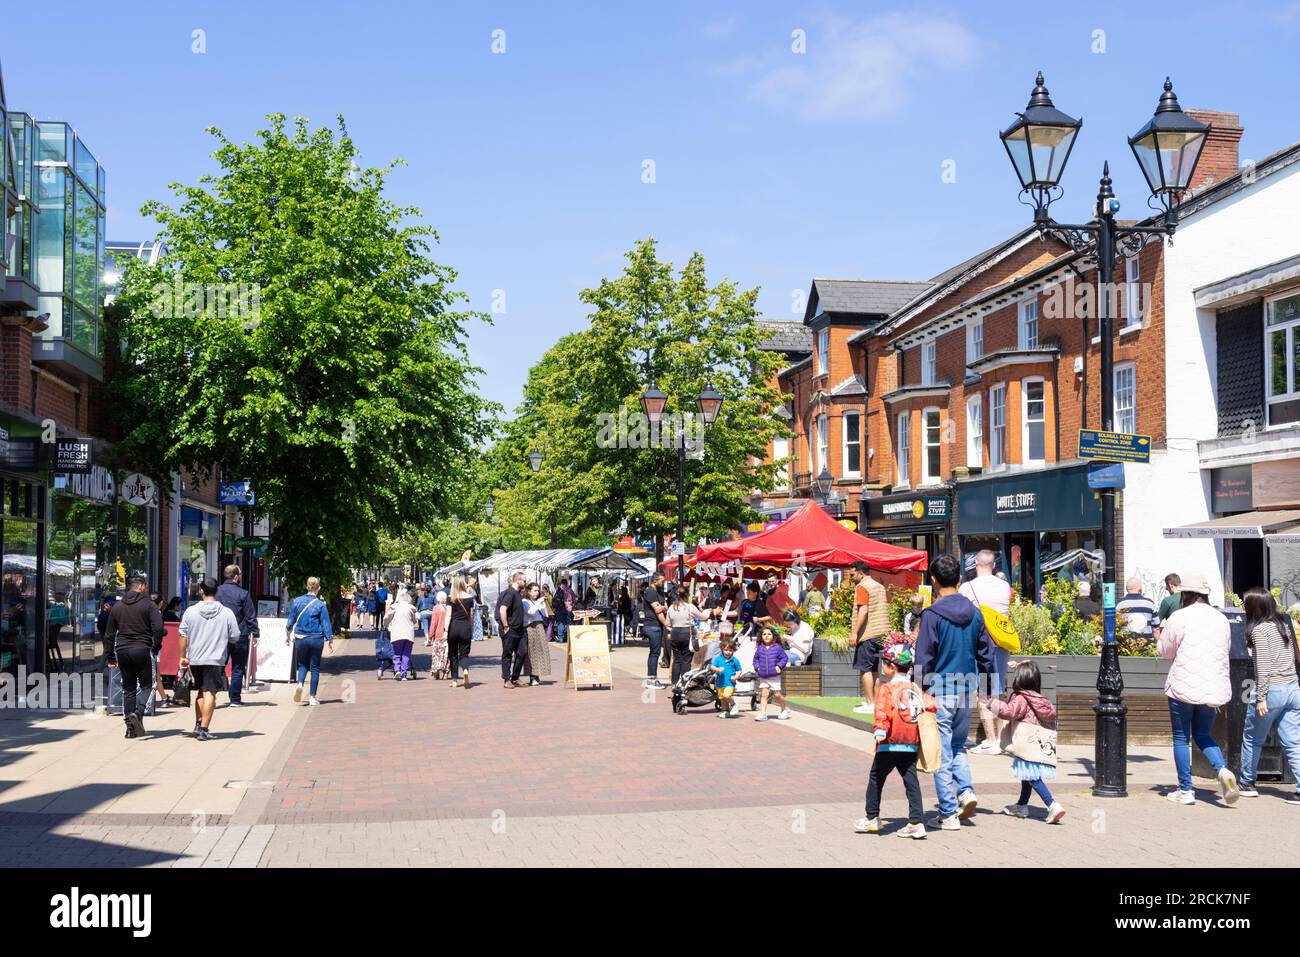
[31,118,105,362]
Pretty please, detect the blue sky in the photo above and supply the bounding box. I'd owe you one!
[5,2,1299,411]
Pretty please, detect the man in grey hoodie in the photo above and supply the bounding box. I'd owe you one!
[179,578,240,741]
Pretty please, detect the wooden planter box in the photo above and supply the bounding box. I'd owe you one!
[784,666,821,697]
[814,643,1173,744]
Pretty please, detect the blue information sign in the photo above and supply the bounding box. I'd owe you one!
[1078,429,1151,464]
[219,481,255,505]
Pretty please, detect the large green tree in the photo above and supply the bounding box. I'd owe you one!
[497,238,784,560]
[107,114,495,597]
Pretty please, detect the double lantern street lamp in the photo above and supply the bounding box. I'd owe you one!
[1000,73,1209,798]
[527,448,557,549]
[639,381,724,547]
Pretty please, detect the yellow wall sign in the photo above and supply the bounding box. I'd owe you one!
[837,518,859,531]
[565,624,613,690]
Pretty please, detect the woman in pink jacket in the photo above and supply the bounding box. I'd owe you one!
[1157,573,1238,806]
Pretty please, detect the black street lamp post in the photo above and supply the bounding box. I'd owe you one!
[1001,74,1208,798]
[640,380,723,552]
[528,448,557,548]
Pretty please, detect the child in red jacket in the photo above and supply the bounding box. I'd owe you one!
[854,641,936,839]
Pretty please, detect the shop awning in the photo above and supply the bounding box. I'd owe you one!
[1162,509,1300,540]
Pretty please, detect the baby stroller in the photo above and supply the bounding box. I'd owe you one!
[670,637,761,715]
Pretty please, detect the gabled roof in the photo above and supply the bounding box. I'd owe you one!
[755,319,813,354]
[828,374,867,397]
[848,225,1041,344]
[807,279,931,321]
[1175,137,1300,222]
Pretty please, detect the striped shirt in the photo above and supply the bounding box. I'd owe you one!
[1249,620,1299,699]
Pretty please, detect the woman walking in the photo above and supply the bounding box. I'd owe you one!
[285,577,334,706]
[426,592,451,679]
[523,582,551,686]
[665,587,707,686]
[1239,587,1300,800]
[1158,573,1238,805]
[384,587,420,681]
[469,575,485,643]
[447,576,475,689]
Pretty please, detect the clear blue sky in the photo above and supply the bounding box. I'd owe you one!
[5,2,1298,411]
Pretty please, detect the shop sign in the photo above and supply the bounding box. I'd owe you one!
[60,466,115,505]
[219,480,255,505]
[236,536,267,551]
[1210,465,1253,513]
[0,426,39,471]
[837,517,859,531]
[994,491,1037,516]
[868,494,949,524]
[120,472,158,507]
[54,439,92,474]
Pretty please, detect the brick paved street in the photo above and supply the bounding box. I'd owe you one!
[2,633,1299,867]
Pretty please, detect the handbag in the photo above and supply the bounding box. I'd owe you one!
[997,697,1058,766]
[916,710,942,774]
[172,668,193,709]
[969,580,1020,653]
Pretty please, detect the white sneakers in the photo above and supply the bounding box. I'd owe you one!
[777,709,792,720]
[1219,768,1240,805]
[754,713,769,721]
[957,789,979,819]
[851,702,874,715]
[853,818,924,838]
[1166,789,1195,805]
[1000,802,1065,823]
[970,741,1002,755]
[933,814,962,831]
[308,696,320,706]
[293,683,303,703]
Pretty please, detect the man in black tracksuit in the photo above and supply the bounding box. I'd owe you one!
[106,576,165,738]
[216,564,260,705]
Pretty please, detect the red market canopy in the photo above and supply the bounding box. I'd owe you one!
[692,500,929,573]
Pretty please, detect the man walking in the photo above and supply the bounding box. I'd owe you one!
[217,564,259,707]
[638,571,669,689]
[1153,573,1182,639]
[849,562,889,716]
[1116,576,1157,640]
[179,578,241,740]
[498,571,528,688]
[915,553,995,831]
[105,575,165,739]
[960,549,1014,753]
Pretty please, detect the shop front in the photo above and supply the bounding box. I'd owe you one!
[178,504,221,606]
[956,463,1102,599]
[47,465,157,673]
[861,490,952,558]
[1163,459,1300,605]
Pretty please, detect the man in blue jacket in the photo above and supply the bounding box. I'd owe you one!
[914,553,995,831]
[216,564,260,706]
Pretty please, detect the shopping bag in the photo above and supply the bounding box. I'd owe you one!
[916,711,942,773]
[172,668,193,709]
[999,720,1058,767]
[106,667,157,716]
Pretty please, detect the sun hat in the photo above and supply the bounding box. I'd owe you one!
[1180,573,1211,595]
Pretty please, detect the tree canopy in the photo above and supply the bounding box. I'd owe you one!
[106,114,496,595]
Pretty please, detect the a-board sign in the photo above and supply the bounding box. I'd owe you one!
[254,617,294,682]
[565,623,612,690]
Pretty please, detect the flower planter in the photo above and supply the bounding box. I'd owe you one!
[813,638,860,699]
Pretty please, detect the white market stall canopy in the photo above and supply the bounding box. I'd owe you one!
[1163,509,1300,540]
[459,547,649,577]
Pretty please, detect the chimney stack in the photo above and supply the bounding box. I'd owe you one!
[1185,109,1243,191]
